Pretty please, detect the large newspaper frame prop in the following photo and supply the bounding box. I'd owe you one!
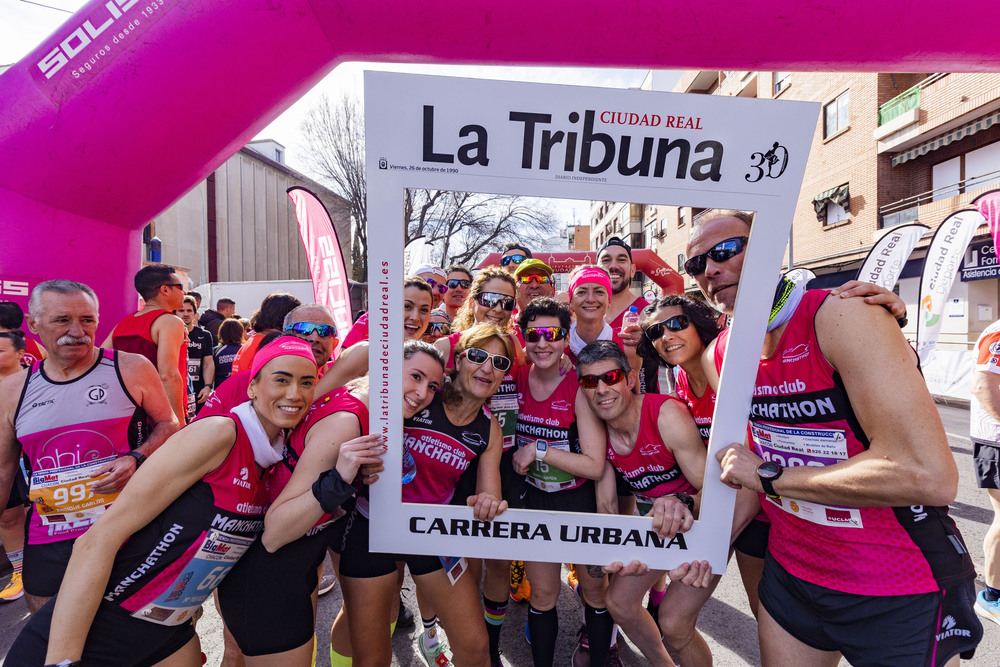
[366,72,818,571]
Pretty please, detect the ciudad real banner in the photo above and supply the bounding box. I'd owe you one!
[365,72,818,572]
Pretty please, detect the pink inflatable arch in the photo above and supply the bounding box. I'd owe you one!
[2,0,998,335]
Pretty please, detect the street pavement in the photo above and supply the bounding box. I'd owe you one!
[1,403,997,666]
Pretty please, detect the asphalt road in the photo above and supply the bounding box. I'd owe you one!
[1,403,997,666]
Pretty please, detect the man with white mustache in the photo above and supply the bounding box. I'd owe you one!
[0,280,179,615]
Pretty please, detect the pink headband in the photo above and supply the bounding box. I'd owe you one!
[569,267,611,296]
[250,337,317,379]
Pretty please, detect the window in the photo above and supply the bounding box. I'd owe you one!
[823,91,850,138]
[678,253,687,274]
[679,208,689,228]
[774,72,791,96]
[825,201,849,225]
[931,142,1000,201]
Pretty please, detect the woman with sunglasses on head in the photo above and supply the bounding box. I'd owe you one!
[507,298,616,667]
[334,325,509,667]
[9,338,319,666]
[636,294,769,618]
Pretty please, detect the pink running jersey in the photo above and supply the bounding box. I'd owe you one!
[16,349,148,545]
[606,393,697,502]
[674,369,715,446]
[742,290,973,595]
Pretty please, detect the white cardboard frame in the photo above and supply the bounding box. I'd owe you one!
[366,72,818,572]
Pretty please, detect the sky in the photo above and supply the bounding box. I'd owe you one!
[1,0,680,229]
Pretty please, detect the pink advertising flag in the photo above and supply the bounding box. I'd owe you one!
[974,189,1000,251]
[288,187,353,353]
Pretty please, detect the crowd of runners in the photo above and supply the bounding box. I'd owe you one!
[0,209,987,666]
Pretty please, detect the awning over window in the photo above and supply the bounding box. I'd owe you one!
[813,184,850,224]
[892,109,1000,166]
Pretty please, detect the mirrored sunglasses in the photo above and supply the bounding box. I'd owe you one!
[524,326,567,343]
[446,278,472,290]
[474,292,515,311]
[578,368,627,389]
[285,322,338,338]
[517,274,552,285]
[425,322,452,336]
[683,236,749,276]
[424,278,449,295]
[500,254,528,266]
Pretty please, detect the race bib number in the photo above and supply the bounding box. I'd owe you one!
[187,357,202,383]
[750,422,863,528]
[491,391,518,450]
[29,455,120,526]
[517,436,578,492]
[130,529,255,626]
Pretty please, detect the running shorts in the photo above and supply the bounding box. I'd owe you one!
[336,506,442,579]
[732,517,770,559]
[973,440,1000,489]
[7,595,195,667]
[22,538,74,598]
[5,471,28,510]
[759,552,982,666]
[216,529,328,656]
[521,479,596,513]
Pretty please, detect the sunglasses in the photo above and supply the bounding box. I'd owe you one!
[424,278,449,295]
[162,283,184,291]
[446,278,472,290]
[474,292,515,311]
[683,236,750,276]
[524,326,567,343]
[425,322,452,336]
[643,315,691,341]
[500,254,528,266]
[460,348,512,372]
[517,274,552,285]
[285,322,338,338]
[578,368,627,389]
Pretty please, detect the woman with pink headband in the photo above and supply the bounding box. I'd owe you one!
[10,337,319,667]
[565,265,628,365]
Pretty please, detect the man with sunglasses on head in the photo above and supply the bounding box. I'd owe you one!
[575,339,711,666]
[500,242,533,274]
[690,210,981,666]
[106,263,189,424]
[443,265,473,320]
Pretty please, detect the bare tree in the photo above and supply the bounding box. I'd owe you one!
[405,189,561,268]
[301,94,564,277]
[300,93,368,281]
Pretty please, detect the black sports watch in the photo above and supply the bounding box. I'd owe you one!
[124,451,147,468]
[670,492,695,513]
[757,461,783,499]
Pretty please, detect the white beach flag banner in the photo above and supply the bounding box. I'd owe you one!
[856,223,928,290]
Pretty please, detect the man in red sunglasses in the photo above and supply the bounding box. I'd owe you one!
[575,339,710,666]
[691,210,981,666]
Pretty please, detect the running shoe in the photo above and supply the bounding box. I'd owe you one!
[318,573,337,596]
[509,561,530,603]
[570,626,590,667]
[606,643,624,667]
[418,632,452,667]
[976,590,1000,627]
[566,565,579,595]
[0,571,23,602]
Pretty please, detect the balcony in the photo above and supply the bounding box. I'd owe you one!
[874,74,947,152]
[879,167,1000,229]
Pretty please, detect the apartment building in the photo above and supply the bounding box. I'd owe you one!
[593,71,1000,369]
